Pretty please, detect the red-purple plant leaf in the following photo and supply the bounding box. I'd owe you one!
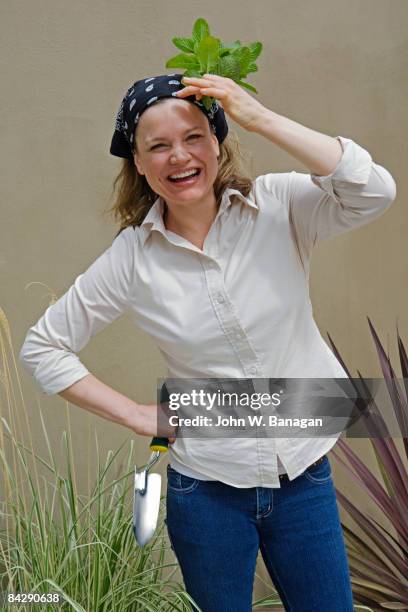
[369,433,406,503]
[335,489,407,577]
[326,331,356,381]
[368,434,408,515]
[351,576,407,601]
[327,320,408,604]
[351,569,407,605]
[369,515,408,573]
[333,441,407,535]
[347,548,407,593]
[331,356,408,507]
[397,321,408,395]
[369,439,408,521]
[367,317,408,437]
[396,321,408,459]
[350,587,378,608]
[327,332,398,442]
[342,523,393,570]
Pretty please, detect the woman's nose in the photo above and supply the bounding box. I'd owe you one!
[169,145,191,163]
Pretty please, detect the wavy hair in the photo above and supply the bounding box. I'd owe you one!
[103,99,255,238]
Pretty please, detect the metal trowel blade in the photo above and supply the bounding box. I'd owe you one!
[133,470,162,547]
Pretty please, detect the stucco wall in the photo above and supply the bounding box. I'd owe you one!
[1,0,407,603]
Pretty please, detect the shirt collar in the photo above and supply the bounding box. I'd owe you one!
[139,186,258,247]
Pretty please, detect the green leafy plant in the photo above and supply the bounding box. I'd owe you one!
[0,426,199,612]
[328,318,408,609]
[0,304,196,611]
[0,303,283,611]
[165,17,262,110]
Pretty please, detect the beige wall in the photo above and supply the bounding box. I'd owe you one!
[2,0,407,602]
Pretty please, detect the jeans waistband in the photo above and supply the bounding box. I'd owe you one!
[279,454,327,482]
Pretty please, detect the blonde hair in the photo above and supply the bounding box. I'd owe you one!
[103,101,255,238]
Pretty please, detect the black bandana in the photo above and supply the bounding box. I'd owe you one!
[110,74,229,160]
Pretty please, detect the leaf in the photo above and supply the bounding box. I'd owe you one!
[201,95,215,111]
[195,36,221,73]
[248,42,263,62]
[165,18,263,99]
[219,41,242,58]
[192,18,210,50]
[246,63,258,74]
[171,37,195,53]
[236,79,258,94]
[165,53,200,70]
[230,46,253,78]
[351,578,405,600]
[218,54,242,81]
[183,68,203,78]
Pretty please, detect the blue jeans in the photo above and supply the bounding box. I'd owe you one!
[165,455,354,612]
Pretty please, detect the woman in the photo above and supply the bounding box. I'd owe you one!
[19,73,396,611]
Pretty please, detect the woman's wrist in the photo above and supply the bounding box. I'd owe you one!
[59,374,155,435]
[126,402,178,439]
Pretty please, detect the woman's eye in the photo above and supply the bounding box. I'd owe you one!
[150,135,201,151]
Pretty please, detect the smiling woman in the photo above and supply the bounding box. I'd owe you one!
[19,70,396,612]
[133,99,220,237]
[104,79,254,238]
[132,99,225,246]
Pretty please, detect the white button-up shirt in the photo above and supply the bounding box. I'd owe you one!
[19,135,396,487]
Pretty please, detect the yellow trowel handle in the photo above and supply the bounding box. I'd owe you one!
[150,437,169,452]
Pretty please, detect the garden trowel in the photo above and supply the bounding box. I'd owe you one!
[133,383,170,546]
[133,436,169,547]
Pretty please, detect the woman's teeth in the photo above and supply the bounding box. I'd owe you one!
[168,169,201,182]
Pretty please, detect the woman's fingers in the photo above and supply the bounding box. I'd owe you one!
[175,74,264,131]
[175,85,225,101]
[174,85,200,97]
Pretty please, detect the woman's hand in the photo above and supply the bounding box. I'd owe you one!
[130,402,177,444]
[174,74,267,132]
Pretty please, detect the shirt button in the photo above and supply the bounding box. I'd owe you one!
[249,366,258,375]
[216,293,225,304]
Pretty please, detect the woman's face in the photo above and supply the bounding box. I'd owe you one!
[133,98,220,209]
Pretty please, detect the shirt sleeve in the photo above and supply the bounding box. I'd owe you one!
[261,135,397,261]
[18,226,136,396]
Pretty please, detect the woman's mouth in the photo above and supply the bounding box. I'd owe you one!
[167,168,202,186]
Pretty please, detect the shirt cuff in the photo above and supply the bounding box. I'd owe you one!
[310,136,373,202]
[33,352,90,395]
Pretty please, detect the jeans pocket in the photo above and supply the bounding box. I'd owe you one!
[167,464,200,494]
[303,456,332,484]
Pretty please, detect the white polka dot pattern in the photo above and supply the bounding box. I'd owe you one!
[111,73,228,159]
